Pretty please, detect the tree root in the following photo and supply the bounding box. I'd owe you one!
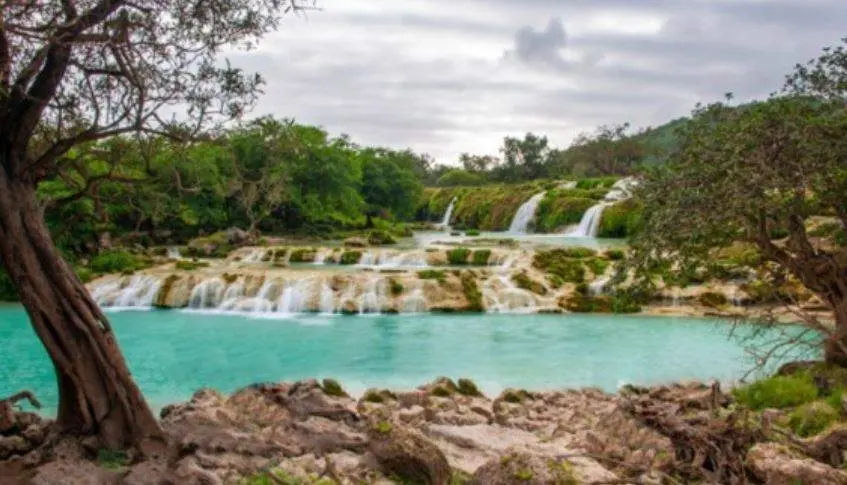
[1,391,42,410]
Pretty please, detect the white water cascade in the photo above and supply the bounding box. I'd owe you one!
[567,177,639,238]
[483,274,537,313]
[93,275,162,309]
[167,247,183,259]
[357,250,429,269]
[437,197,457,229]
[508,192,546,234]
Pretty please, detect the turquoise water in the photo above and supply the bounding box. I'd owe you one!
[0,306,812,414]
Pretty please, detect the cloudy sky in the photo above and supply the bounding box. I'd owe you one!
[230,0,846,164]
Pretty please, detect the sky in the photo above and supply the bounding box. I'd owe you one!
[229,0,847,165]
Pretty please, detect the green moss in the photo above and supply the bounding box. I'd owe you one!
[562,293,613,313]
[339,251,362,265]
[363,389,385,403]
[733,374,819,410]
[698,291,728,308]
[604,249,625,260]
[418,270,446,282]
[289,248,317,263]
[321,378,348,397]
[96,449,129,470]
[373,420,394,434]
[536,194,597,233]
[457,378,483,397]
[461,272,484,312]
[450,471,471,485]
[597,200,642,239]
[465,230,480,237]
[789,401,840,437]
[368,230,397,245]
[389,278,404,296]
[175,260,210,271]
[534,250,586,284]
[584,257,608,277]
[471,249,491,265]
[447,247,471,265]
[511,272,547,295]
[514,468,533,481]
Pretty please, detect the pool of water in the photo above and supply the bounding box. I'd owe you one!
[0,306,813,414]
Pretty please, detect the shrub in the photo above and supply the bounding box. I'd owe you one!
[698,291,728,308]
[788,401,840,437]
[447,247,471,265]
[389,278,404,296]
[457,378,483,397]
[537,247,595,260]
[576,177,618,190]
[732,374,819,410]
[289,248,317,263]
[368,230,397,245]
[597,200,642,239]
[604,249,626,260]
[471,249,491,266]
[535,195,597,233]
[465,230,481,237]
[175,260,210,271]
[461,272,484,312]
[321,378,348,397]
[418,270,446,282]
[511,272,547,295]
[534,251,586,284]
[339,251,362,265]
[584,258,609,277]
[89,250,150,274]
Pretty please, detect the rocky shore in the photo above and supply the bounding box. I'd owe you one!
[4,376,847,484]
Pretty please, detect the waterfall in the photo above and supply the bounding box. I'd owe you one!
[94,275,162,309]
[401,288,427,313]
[277,279,315,314]
[566,203,610,238]
[589,276,610,297]
[567,177,639,238]
[437,197,457,229]
[319,282,336,314]
[357,250,429,269]
[314,248,330,265]
[508,192,546,234]
[483,275,536,313]
[241,248,268,263]
[358,277,387,314]
[189,278,226,309]
[167,247,182,259]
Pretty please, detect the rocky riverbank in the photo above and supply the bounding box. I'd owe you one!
[4,375,847,484]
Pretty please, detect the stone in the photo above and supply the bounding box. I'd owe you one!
[0,402,15,434]
[0,436,30,459]
[469,452,579,485]
[30,459,120,485]
[748,443,847,485]
[368,422,451,485]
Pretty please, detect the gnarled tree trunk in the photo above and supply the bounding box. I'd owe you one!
[824,300,847,367]
[0,164,163,450]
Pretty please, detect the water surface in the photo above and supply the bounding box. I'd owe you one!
[0,307,811,414]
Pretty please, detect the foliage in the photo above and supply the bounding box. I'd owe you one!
[461,272,484,312]
[321,378,348,398]
[604,249,626,261]
[89,251,151,275]
[597,200,642,239]
[389,279,404,296]
[457,378,483,397]
[339,251,362,265]
[584,258,609,277]
[465,230,481,237]
[96,449,130,470]
[437,169,486,187]
[471,249,491,266]
[535,194,596,233]
[511,272,547,295]
[447,248,471,265]
[732,375,819,410]
[418,270,446,282]
[368,230,397,245]
[788,401,840,437]
[289,248,317,263]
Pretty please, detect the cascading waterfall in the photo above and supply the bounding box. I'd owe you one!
[401,282,428,313]
[357,250,429,269]
[319,282,336,314]
[358,277,388,314]
[508,192,546,234]
[567,177,639,238]
[189,278,227,309]
[94,275,162,309]
[483,274,537,313]
[167,247,182,259]
[240,248,268,264]
[438,197,457,229]
[589,277,610,297]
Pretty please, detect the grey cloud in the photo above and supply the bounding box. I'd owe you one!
[504,18,573,71]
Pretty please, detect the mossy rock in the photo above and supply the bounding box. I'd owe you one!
[368,424,451,485]
[154,275,181,308]
[447,247,471,265]
[363,388,397,404]
[174,260,210,271]
[339,251,363,265]
[470,452,580,484]
[457,378,484,397]
[369,230,397,246]
[461,272,484,312]
[289,248,317,263]
[418,270,446,282]
[604,249,625,260]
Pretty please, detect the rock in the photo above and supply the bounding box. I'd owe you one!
[21,424,46,446]
[0,436,30,459]
[30,459,119,485]
[343,237,368,248]
[122,460,169,485]
[748,443,847,485]
[225,227,251,245]
[0,402,14,434]
[368,422,451,485]
[469,452,580,485]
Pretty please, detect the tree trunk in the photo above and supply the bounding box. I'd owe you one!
[825,300,847,367]
[0,167,163,450]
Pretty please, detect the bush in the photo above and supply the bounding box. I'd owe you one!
[732,374,819,410]
[289,248,317,263]
[584,258,609,277]
[389,278,404,296]
[533,250,587,284]
[535,195,597,233]
[511,272,547,295]
[339,251,362,265]
[437,169,486,187]
[89,250,150,274]
[597,200,642,238]
[471,249,491,266]
[368,230,397,246]
[788,401,840,437]
[698,291,728,308]
[175,260,210,271]
[604,249,625,260]
[418,270,446,282]
[447,247,471,265]
[461,272,484,312]
[576,177,618,190]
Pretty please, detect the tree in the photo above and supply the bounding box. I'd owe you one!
[496,133,550,181]
[359,148,423,221]
[629,43,847,365]
[459,153,497,173]
[436,168,485,187]
[0,0,310,450]
[550,123,645,177]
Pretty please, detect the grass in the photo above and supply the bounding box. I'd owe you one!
[511,272,547,295]
[471,249,491,265]
[418,270,446,282]
[584,257,609,276]
[535,194,597,233]
[604,249,625,260]
[175,260,210,271]
[788,401,840,437]
[465,230,480,236]
[457,378,483,397]
[732,374,819,410]
[368,229,397,245]
[96,449,130,470]
[89,250,152,274]
[321,378,348,397]
[461,272,484,312]
[447,247,471,265]
[533,251,586,284]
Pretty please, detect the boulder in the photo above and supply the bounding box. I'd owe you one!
[747,443,847,485]
[225,227,251,245]
[368,422,451,485]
